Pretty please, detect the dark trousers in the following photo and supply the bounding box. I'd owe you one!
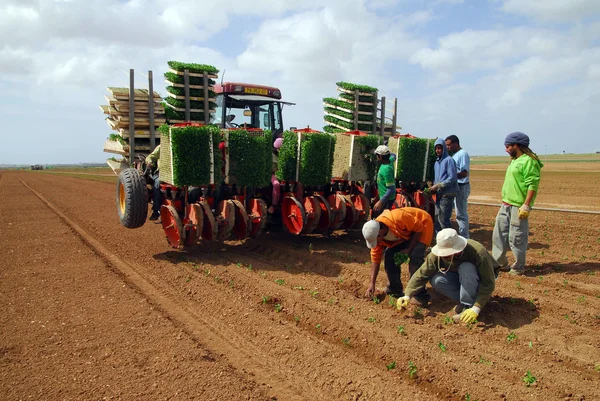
[152,172,162,212]
[371,199,394,219]
[384,241,426,296]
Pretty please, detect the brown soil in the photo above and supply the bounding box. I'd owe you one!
[1,170,599,401]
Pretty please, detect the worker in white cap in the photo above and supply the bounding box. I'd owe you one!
[362,207,434,304]
[397,228,499,323]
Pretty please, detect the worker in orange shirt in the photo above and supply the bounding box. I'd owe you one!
[362,207,434,305]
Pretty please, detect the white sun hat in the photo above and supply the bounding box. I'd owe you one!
[431,228,468,257]
[374,145,390,155]
[362,220,380,249]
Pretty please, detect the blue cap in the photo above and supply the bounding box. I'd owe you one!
[504,132,530,147]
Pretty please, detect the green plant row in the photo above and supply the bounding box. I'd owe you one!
[324,107,374,122]
[425,138,436,182]
[108,133,126,145]
[339,92,377,104]
[324,115,373,131]
[164,72,216,86]
[164,96,217,110]
[323,97,374,113]
[161,124,222,186]
[166,86,216,99]
[336,81,378,94]
[395,137,434,182]
[276,131,336,186]
[322,125,346,134]
[227,130,272,187]
[167,61,219,74]
[163,104,208,122]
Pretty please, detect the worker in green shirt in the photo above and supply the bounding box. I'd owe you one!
[372,145,396,219]
[397,228,499,324]
[493,132,543,275]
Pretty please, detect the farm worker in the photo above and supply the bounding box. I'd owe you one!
[268,137,284,215]
[145,144,162,221]
[372,145,396,219]
[445,135,471,239]
[362,207,434,305]
[429,137,458,233]
[492,132,543,276]
[397,228,499,324]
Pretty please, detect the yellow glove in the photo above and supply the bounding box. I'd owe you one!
[396,296,410,310]
[518,204,531,219]
[460,307,480,324]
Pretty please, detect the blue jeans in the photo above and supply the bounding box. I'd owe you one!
[430,262,479,307]
[454,183,470,238]
[435,194,455,233]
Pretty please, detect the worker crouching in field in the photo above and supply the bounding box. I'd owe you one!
[362,207,434,305]
[397,228,499,323]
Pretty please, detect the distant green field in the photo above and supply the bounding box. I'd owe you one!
[471,153,600,165]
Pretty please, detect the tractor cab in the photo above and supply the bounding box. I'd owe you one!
[213,82,295,139]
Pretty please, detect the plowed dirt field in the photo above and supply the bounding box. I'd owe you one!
[1,167,599,401]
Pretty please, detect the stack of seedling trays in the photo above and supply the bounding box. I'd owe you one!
[101,87,165,171]
[224,129,272,188]
[158,124,222,187]
[387,135,436,183]
[331,131,382,181]
[163,61,218,124]
[322,82,378,135]
[276,129,336,186]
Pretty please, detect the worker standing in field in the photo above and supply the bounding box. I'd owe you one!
[145,144,162,221]
[445,135,470,239]
[493,132,543,275]
[362,207,434,305]
[397,228,498,323]
[372,145,396,219]
[429,138,458,233]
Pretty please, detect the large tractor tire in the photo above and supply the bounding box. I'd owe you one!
[116,168,148,228]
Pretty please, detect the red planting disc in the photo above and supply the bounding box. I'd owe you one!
[341,195,358,230]
[216,200,236,241]
[247,198,267,238]
[231,200,251,240]
[351,194,371,229]
[327,194,347,231]
[199,200,217,241]
[313,194,332,232]
[302,196,322,234]
[281,196,306,235]
[160,205,185,249]
[183,203,203,246]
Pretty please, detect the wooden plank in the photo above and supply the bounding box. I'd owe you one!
[165,80,210,90]
[337,86,377,97]
[335,96,374,107]
[108,87,161,100]
[116,115,166,124]
[168,68,218,79]
[324,112,353,124]
[167,93,216,102]
[164,103,216,113]
[322,102,371,115]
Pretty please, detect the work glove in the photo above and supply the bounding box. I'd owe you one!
[459,306,481,324]
[518,204,531,219]
[396,296,410,310]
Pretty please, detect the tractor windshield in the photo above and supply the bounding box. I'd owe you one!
[214,94,283,135]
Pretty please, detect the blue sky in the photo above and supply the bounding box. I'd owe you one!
[1,0,599,164]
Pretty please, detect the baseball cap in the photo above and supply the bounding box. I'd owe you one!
[362,220,380,249]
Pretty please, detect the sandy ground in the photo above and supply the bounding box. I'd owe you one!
[1,169,599,401]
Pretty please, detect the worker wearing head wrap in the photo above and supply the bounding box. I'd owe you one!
[493,132,543,276]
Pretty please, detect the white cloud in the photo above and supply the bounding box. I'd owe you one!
[500,0,600,22]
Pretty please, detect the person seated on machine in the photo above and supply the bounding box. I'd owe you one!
[268,137,284,215]
[145,145,163,221]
